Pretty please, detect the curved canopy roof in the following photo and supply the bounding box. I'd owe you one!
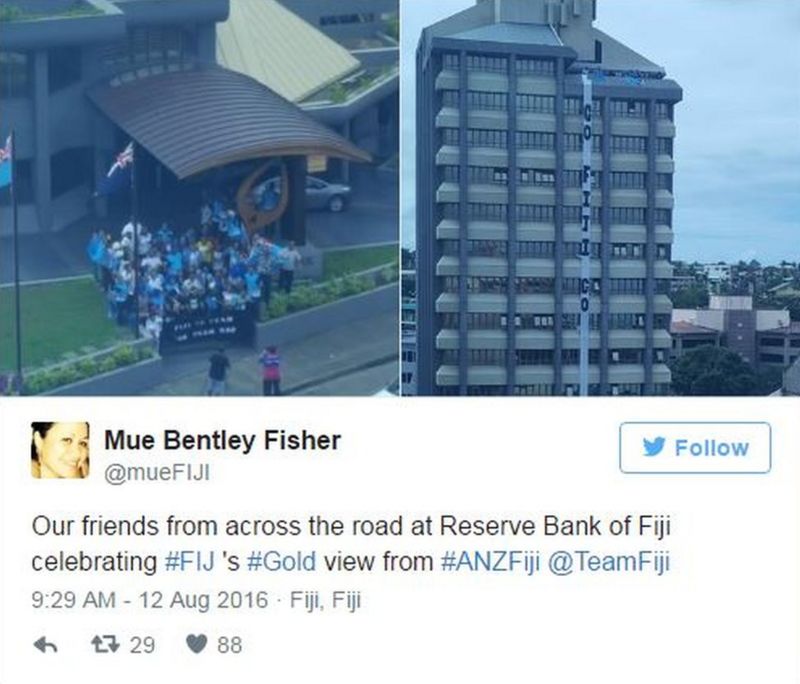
[88,65,371,180]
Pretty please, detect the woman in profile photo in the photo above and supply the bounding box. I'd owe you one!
[31,422,90,479]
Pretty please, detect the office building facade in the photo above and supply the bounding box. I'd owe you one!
[416,0,682,396]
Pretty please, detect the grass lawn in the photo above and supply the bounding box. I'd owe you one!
[0,277,130,372]
[323,244,398,280]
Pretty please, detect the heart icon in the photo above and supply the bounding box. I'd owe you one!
[186,634,208,654]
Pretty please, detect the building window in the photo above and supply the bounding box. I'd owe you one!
[516,277,555,294]
[442,53,460,70]
[516,204,555,222]
[611,243,644,259]
[564,133,602,152]
[442,166,460,183]
[656,173,673,191]
[611,136,648,154]
[564,206,601,223]
[468,90,508,110]
[516,94,555,113]
[610,207,647,225]
[514,384,554,396]
[465,54,508,73]
[101,27,195,77]
[565,97,601,117]
[50,147,93,197]
[565,242,601,258]
[467,385,507,396]
[562,349,601,364]
[654,209,672,225]
[48,47,82,93]
[492,167,508,184]
[401,351,416,363]
[441,128,460,146]
[516,350,556,365]
[518,314,555,330]
[562,314,601,330]
[516,58,555,76]
[610,99,647,118]
[442,239,508,257]
[517,241,555,258]
[466,129,507,148]
[610,172,646,189]
[0,51,30,98]
[440,203,509,221]
[656,138,674,155]
[656,244,671,260]
[564,170,600,188]
[441,90,460,107]
[515,131,555,150]
[655,102,674,120]
[468,349,507,365]
[564,278,601,294]
[467,313,503,330]
[518,168,556,186]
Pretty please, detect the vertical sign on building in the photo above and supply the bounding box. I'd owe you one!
[579,72,593,396]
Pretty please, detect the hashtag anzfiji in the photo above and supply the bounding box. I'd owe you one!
[122,463,211,482]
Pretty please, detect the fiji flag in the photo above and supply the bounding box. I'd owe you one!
[96,141,133,196]
[0,135,12,189]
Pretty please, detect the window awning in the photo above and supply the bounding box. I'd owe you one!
[87,65,371,180]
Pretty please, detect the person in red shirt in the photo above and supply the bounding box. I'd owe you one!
[259,346,281,396]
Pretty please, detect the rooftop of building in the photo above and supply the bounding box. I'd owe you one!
[760,322,800,336]
[217,0,360,103]
[420,0,670,80]
[450,21,562,47]
[670,321,721,336]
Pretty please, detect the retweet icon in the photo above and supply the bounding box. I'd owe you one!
[643,437,666,457]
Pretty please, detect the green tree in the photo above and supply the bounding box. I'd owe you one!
[670,285,709,309]
[670,346,758,396]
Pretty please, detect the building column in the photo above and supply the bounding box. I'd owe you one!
[284,156,308,245]
[644,97,658,393]
[415,46,437,396]
[33,50,52,231]
[457,50,469,395]
[553,57,566,395]
[506,54,518,395]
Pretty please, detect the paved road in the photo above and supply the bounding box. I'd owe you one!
[142,309,398,397]
[0,165,398,285]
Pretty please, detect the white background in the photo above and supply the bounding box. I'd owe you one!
[1,397,798,683]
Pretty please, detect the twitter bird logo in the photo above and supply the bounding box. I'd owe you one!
[643,436,666,457]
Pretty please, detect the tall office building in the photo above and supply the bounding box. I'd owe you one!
[416,0,682,396]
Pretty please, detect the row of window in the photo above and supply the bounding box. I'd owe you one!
[561,313,672,330]
[440,348,667,365]
[440,239,671,260]
[441,128,674,156]
[438,384,671,396]
[440,202,671,225]
[442,54,557,77]
[441,93,675,121]
[443,166,672,191]
[442,276,672,296]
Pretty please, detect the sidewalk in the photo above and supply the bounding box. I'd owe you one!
[142,309,398,396]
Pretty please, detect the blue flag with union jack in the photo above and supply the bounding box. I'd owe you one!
[96,141,133,196]
[0,135,12,189]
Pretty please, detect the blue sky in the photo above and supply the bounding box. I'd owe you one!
[400,0,800,264]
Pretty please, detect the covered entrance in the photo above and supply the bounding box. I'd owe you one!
[88,64,371,244]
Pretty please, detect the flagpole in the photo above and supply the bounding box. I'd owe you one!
[131,141,140,339]
[11,129,23,393]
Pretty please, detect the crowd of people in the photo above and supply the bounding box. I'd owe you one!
[87,199,302,347]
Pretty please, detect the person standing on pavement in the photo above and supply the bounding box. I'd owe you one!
[278,241,302,294]
[259,346,281,396]
[207,348,230,396]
